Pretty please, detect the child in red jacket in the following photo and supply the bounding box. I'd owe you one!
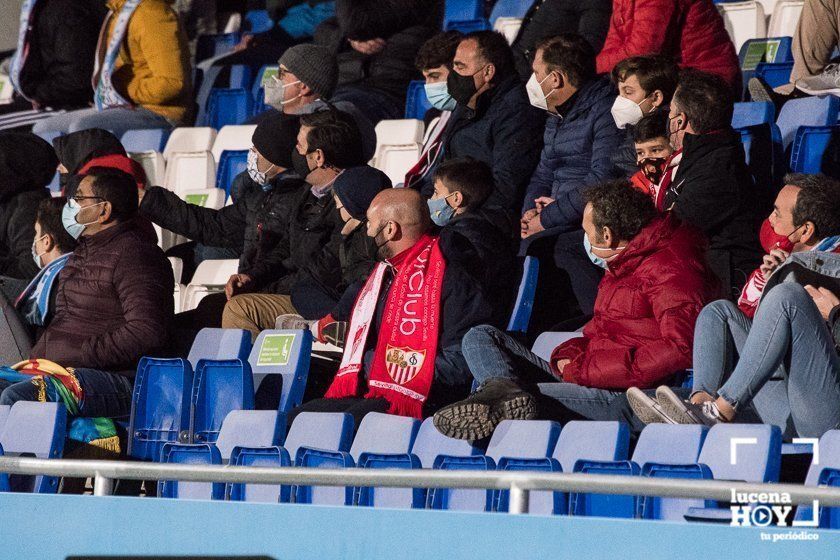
[628,113,674,210]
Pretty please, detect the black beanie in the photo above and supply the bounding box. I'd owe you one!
[252,112,301,169]
[333,165,392,220]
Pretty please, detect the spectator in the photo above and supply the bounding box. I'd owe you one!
[510,0,612,81]
[628,112,675,207]
[249,44,377,161]
[0,133,56,283]
[33,0,193,136]
[53,129,127,193]
[0,168,173,418]
[140,112,305,295]
[224,165,389,338]
[434,180,717,440]
[610,55,679,176]
[415,31,545,214]
[596,0,740,91]
[430,158,518,325]
[318,0,443,123]
[404,31,462,189]
[290,188,493,424]
[666,70,763,295]
[0,0,106,131]
[173,0,216,58]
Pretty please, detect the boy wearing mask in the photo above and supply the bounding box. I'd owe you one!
[628,112,675,209]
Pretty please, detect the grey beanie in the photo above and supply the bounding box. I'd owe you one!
[278,44,338,99]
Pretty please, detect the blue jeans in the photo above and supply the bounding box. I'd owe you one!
[462,325,622,422]
[693,284,840,438]
[0,368,134,419]
[32,107,173,136]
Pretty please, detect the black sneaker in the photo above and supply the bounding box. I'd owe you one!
[433,378,537,440]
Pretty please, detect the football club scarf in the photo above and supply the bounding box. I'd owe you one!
[8,0,39,100]
[92,0,141,111]
[15,253,70,327]
[325,234,446,418]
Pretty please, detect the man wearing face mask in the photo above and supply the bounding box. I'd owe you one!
[249,44,377,162]
[664,69,763,297]
[0,168,173,418]
[434,180,717,440]
[412,31,544,214]
[286,188,493,425]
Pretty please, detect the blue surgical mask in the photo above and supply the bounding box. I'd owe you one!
[427,192,457,226]
[583,232,625,270]
[424,81,457,112]
[62,198,102,240]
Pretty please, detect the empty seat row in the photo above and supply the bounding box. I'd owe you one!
[0,402,66,494]
[718,0,803,52]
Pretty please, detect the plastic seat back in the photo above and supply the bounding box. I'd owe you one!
[755,60,794,91]
[489,0,533,21]
[374,119,425,157]
[159,443,223,499]
[350,412,420,463]
[182,259,240,311]
[0,402,67,493]
[163,151,216,194]
[121,129,170,152]
[228,446,291,502]
[717,1,767,53]
[797,430,840,526]
[444,19,491,32]
[204,88,253,129]
[128,358,193,461]
[789,125,840,173]
[0,405,10,434]
[404,80,433,120]
[248,329,313,412]
[732,101,775,128]
[214,410,285,461]
[699,423,782,482]
[776,95,840,148]
[284,412,354,461]
[129,150,166,186]
[767,0,803,37]
[506,256,539,333]
[411,417,478,468]
[211,125,257,161]
[376,144,423,184]
[181,188,225,209]
[244,9,274,33]
[187,328,252,368]
[216,150,249,197]
[531,331,583,362]
[738,37,793,71]
[444,0,484,26]
[163,127,218,161]
[190,359,254,444]
[196,32,241,63]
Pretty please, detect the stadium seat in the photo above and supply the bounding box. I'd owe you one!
[0,402,66,493]
[211,125,257,161]
[203,88,253,129]
[738,36,793,74]
[717,1,767,53]
[0,444,8,492]
[244,9,274,33]
[789,125,840,173]
[374,119,425,156]
[0,404,10,434]
[181,259,239,312]
[493,17,523,44]
[228,65,254,91]
[215,410,285,461]
[164,151,216,194]
[227,446,291,502]
[180,188,226,210]
[736,123,779,192]
[129,150,166,186]
[405,80,433,120]
[128,358,194,461]
[376,145,423,184]
[187,328,252,368]
[732,101,775,128]
[776,95,840,148]
[753,60,794,91]
[163,127,218,161]
[506,256,539,333]
[284,412,354,463]
[158,443,224,500]
[796,430,840,527]
[190,359,255,444]
[169,256,184,311]
[530,331,584,362]
[444,0,484,26]
[445,18,491,32]
[489,0,533,20]
[411,417,479,469]
[215,150,249,197]
[767,0,803,37]
[121,128,170,153]
[196,32,241,63]
[249,329,313,412]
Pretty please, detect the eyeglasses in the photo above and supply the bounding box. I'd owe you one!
[73,195,104,202]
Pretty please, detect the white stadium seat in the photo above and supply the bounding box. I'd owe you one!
[180,188,226,210]
[130,151,166,186]
[717,1,767,53]
[376,144,423,185]
[182,259,239,312]
[211,125,257,162]
[372,119,424,162]
[168,257,184,313]
[493,17,523,45]
[163,127,218,161]
[163,151,216,194]
[767,0,803,37]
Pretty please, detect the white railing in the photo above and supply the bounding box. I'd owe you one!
[2,456,840,514]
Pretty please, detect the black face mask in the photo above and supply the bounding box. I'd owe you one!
[447,68,481,107]
[291,150,313,180]
[638,156,668,184]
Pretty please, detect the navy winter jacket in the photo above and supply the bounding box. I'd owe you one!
[523,77,624,231]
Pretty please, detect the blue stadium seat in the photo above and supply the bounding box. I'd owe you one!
[489,0,534,21]
[190,359,255,444]
[196,32,241,63]
[128,358,193,461]
[249,329,313,412]
[444,0,484,26]
[795,430,840,528]
[553,421,630,517]
[530,331,583,362]
[251,65,277,117]
[214,410,285,461]
[739,37,794,71]
[0,402,66,493]
[411,417,479,468]
[754,61,794,92]
[158,443,224,500]
[777,95,840,148]
[229,65,255,91]
[506,256,539,333]
[0,404,10,434]
[245,9,274,33]
[228,446,291,502]
[789,125,840,173]
[204,88,253,129]
[187,328,252,369]
[121,128,170,153]
[405,80,433,120]
[445,19,491,32]
[216,150,249,198]
[283,412,354,463]
[732,101,775,128]
[0,444,8,492]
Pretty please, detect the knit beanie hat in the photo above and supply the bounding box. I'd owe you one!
[278,44,338,99]
[333,165,392,220]
[252,113,301,169]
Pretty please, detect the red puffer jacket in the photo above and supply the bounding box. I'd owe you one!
[551,215,718,389]
[596,0,740,88]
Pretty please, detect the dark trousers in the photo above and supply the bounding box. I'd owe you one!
[287,397,390,433]
[552,229,604,316]
[332,85,403,125]
[171,292,228,356]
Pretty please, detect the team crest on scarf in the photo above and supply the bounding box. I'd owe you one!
[385,346,426,385]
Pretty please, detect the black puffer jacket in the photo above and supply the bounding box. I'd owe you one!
[16,0,106,109]
[139,171,306,273]
[0,133,56,281]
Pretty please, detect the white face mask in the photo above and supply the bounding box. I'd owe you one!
[611,95,648,129]
[526,72,555,112]
[264,76,302,109]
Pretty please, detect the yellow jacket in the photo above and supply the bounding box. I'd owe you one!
[105,0,193,124]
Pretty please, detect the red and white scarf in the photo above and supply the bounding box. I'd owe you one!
[325,234,446,418]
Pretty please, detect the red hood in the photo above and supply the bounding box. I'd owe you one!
[78,154,148,191]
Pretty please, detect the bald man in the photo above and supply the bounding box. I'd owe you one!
[287,187,496,426]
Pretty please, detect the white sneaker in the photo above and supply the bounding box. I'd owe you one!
[796,64,840,96]
[274,313,309,330]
